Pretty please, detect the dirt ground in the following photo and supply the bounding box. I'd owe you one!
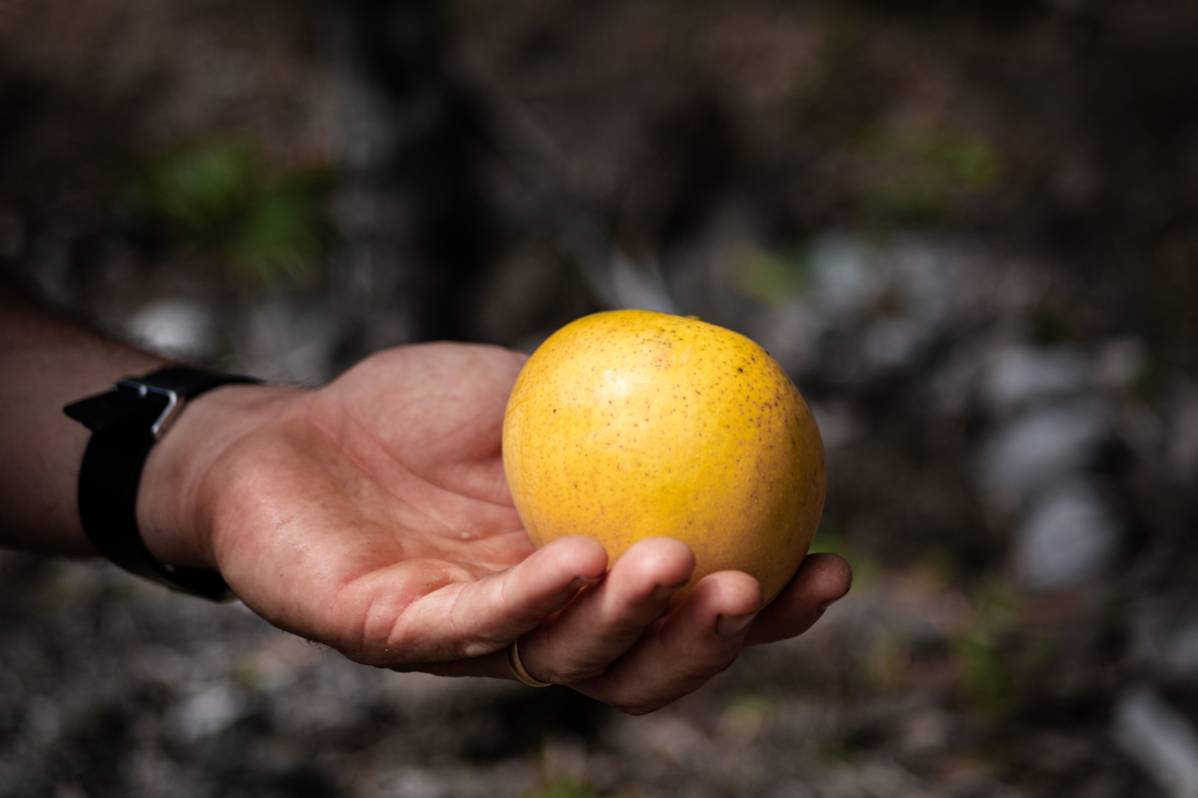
[2,2,1197,796]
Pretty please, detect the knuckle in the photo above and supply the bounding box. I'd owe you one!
[542,658,608,685]
[563,663,610,684]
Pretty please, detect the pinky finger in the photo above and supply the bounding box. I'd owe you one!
[744,553,852,646]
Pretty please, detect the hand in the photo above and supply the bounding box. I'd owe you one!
[139,343,851,714]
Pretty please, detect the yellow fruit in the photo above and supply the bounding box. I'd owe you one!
[502,309,826,603]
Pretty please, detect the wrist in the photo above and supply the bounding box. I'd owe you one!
[136,382,302,569]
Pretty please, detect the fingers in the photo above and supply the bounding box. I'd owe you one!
[349,535,608,664]
[515,537,695,684]
[744,553,852,646]
[374,545,850,717]
[573,570,763,715]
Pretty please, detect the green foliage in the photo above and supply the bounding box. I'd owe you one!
[1129,354,1166,402]
[120,140,333,287]
[857,126,1002,226]
[810,526,878,589]
[125,142,255,241]
[913,547,960,587]
[953,580,1048,719]
[864,628,908,691]
[232,175,330,285]
[521,778,601,798]
[720,692,772,739]
[807,526,845,557]
[1027,302,1076,345]
[734,245,813,303]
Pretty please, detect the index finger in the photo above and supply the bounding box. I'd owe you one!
[336,535,609,665]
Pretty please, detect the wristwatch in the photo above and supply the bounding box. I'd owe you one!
[63,366,260,600]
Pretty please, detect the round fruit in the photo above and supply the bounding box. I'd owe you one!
[502,309,825,604]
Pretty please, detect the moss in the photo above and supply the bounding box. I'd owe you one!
[119,140,334,288]
[1027,302,1077,345]
[810,526,878,590]
[720,692,773,740]
[522,778,602,798]
[951,580,1056,720]
[734,245,813,303]
[855,126,1003,227]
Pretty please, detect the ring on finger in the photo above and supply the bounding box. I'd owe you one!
[507,639,552,688]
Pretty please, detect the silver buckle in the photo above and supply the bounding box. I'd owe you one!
[117,379,186,440]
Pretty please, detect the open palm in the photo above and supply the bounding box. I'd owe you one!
[198,343,850,713]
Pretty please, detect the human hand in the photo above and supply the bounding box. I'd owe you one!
[138,343,851,714]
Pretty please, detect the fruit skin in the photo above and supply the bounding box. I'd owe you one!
[502,309,826,604]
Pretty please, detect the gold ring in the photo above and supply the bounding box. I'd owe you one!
[507,639,552,688]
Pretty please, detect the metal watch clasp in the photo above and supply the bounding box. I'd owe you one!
[117,379,186,440]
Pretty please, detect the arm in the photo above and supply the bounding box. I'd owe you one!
[0,284,851,714]
[0,283,165,554]
[0,283,287,567]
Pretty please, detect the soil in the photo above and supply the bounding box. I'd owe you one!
[1,2,1196,796]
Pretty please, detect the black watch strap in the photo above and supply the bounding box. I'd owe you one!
[64,366,260,600]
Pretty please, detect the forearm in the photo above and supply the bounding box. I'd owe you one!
[0,284,166,554]
[0,283,296,569]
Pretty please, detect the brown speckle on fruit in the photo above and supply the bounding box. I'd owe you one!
[501,309,825,603]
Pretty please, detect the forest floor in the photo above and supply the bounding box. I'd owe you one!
[2,2,1197,796]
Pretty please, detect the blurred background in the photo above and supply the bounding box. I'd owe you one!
[2,1,1197,796]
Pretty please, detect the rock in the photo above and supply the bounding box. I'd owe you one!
[126,299,221,360]
[1113,687,1198,798]
[819,759,933,798]
[748,301,825,378]
[887,236,986,329]
[895,707,954,756]
[1131,601,1198,682]
[805,233,881,321]
[1161,624,1198,680]
[924,343,985,417]
[1011,479,1121,590]
[752,234,998,382]
[983,343,1090,416]
[237,295,344,383]
[1094,337,1148,391]
[767,780,820,798]
[615,713,711,767]
[978,398,1111,509]
[168,684,246,742]
[378,769,446,798]
[809,401,862,450]
[861,316,927,373]
[1168,388,1198,480]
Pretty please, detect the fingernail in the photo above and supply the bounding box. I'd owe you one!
[651,580,688,602]
[716,612,757,638]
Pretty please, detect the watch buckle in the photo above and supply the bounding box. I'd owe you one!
[117,379,185,440]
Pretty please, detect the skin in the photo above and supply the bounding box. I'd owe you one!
[0,286,852,714]
[504,310,827,604]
